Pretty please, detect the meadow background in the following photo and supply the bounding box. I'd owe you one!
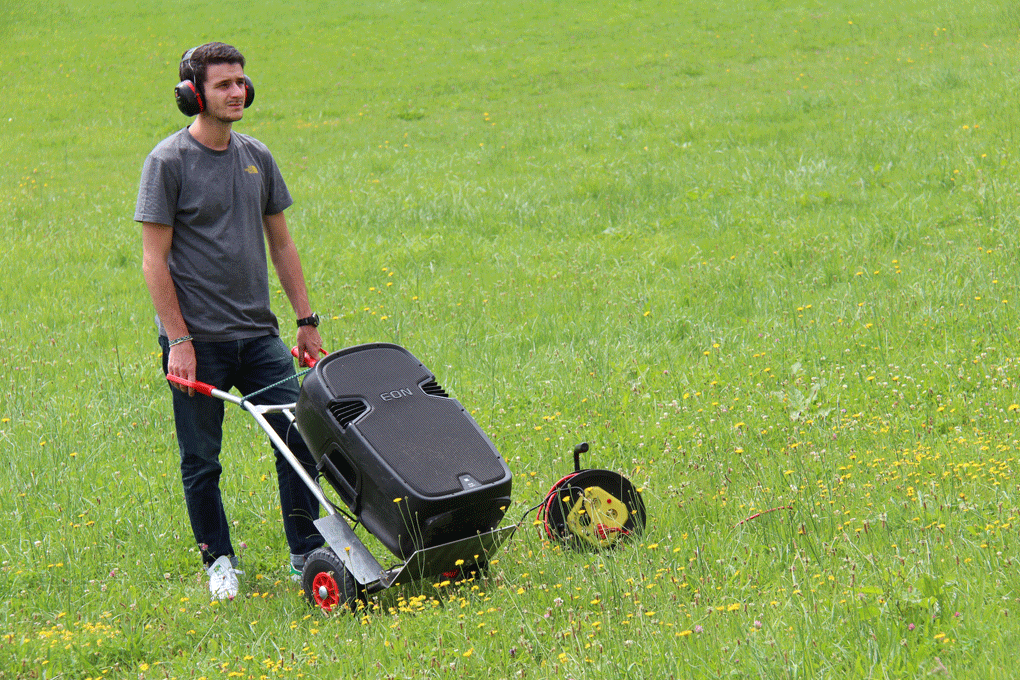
[4,0,1020,677]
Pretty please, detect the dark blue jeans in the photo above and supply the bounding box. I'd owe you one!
[160,334,323,566]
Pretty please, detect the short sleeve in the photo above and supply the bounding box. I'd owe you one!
[134,151,180,226]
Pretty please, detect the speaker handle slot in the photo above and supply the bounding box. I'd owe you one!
[316,445,359,508]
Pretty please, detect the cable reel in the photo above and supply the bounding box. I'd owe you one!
[537,443,647,550]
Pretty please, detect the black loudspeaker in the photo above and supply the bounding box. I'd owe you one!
[296,344,513,559]
[174,46,255,117]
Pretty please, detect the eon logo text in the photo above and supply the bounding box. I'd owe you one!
[380,388,413,402]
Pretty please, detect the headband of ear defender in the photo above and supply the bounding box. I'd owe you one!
[174,46,255,117]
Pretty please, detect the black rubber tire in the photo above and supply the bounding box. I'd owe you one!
[301,547,361,613]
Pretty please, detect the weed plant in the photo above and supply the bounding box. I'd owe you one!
[4,0,1020,677]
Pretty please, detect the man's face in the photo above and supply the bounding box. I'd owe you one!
[201,62,247,123]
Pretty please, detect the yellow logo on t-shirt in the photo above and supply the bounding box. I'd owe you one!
[244,165,259,174]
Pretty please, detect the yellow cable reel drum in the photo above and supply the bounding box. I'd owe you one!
[539,443,647,550]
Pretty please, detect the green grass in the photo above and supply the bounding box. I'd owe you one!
[5,0,1020,677]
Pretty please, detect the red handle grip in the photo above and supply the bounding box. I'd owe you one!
[166,373,216,396]
[292,346,328,367]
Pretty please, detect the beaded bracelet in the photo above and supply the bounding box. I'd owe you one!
[169,334,193,347]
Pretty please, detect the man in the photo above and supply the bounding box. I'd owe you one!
[135,42,324,600]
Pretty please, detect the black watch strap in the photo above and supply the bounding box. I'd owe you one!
[296,313,320,328]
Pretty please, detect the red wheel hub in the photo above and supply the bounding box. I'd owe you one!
[312,572,340,611]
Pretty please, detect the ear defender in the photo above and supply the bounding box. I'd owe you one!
[174,80,203,116]
[243,75,255,108]
[173,46,255,116]
[175,47,203,116]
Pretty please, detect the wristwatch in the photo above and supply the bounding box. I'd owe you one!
[296,313,320,328]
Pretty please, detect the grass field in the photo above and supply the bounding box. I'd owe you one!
[5,0,1020,677]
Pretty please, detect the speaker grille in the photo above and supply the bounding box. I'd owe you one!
[358,394,506,497]
[318,345,507,497]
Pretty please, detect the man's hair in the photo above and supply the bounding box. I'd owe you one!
[181,42,245,93]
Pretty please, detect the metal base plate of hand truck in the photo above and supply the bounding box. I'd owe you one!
[314,513,516,592]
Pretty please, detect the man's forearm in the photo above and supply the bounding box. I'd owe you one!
[142,224,190,339]
[270,240,314,320]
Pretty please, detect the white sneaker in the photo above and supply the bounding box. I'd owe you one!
[207,555,241,600]
[289,553,307,583]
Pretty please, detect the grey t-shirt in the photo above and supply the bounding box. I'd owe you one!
[135,128,293,341]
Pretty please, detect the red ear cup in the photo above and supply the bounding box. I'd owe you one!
[174,80,204,116]
[243,75,255,108]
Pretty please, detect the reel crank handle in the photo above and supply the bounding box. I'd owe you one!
[573,441,589,472]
